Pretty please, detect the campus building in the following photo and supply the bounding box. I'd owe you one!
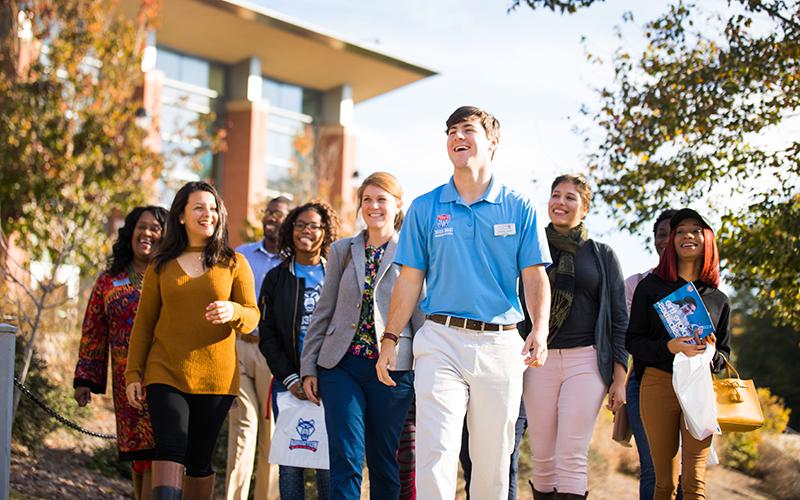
[121,0,434,244]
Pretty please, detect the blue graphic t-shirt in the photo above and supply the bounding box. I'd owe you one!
[294,262,324,353]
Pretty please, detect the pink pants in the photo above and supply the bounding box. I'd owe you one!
[522,346,607,495]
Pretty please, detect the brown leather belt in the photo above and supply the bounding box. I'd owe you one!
[237,332,259,343]
[426,314,516,332]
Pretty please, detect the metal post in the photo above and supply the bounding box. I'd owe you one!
[0,323,17,500]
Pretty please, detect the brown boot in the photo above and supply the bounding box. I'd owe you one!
[133,469,144,500]
[140,468,152,500]
[183,472,216,500]
[530,481,556,499]
[152,460,184,500]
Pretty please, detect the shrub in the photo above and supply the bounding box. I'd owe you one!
[87,442,131,480]
[754,438,800,500]
[12,336,89,453]
[718,387,791,474]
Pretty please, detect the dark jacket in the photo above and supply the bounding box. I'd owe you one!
[258,257,325,389]
[625,273,730,380]
[520,239,629,386]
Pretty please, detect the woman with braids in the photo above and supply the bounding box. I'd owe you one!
[259,200,340,500]
[125,181,260,500]
[74,205,167,500]
[520,174,629,500]
[626,208,730,499]
[300,173,424,500]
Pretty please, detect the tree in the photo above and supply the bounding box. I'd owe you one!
[730,290,799,430]
[508,0,601,14]
[516,0,800,329]
[0,0,161,417]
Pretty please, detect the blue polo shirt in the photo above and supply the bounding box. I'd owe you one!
[236,240,283,334]
[395,176,551,325]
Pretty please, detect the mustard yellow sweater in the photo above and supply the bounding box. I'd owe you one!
[125,254,259,395]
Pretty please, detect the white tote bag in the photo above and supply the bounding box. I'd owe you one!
[672,344,721,441]
[269,391,330,469]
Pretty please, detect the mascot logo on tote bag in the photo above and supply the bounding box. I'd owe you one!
[289,418,319,452]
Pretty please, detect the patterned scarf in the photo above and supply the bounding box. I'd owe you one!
[545,222,588,343]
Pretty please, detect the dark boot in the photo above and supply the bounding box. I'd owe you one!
[140,468,152,500]
[530,480,556,500]
[133,469,144,500]
[152,460,184,500]
[183,472,215,500]
[554,491,588,499]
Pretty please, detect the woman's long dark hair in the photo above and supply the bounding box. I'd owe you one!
[107,206,168,275]
[278,200,340,260]
[154,181,235,272]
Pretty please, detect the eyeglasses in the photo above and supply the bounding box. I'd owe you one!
[262,209,288,219]
[292,221,324,232]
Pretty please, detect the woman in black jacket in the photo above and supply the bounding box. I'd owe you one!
[626,208,730,500]
[522,174,629,500]
[259,200,340,500]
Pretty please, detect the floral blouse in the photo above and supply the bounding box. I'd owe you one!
[348,241,388,359]
[73,269,155,461]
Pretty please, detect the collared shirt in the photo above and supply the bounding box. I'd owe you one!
[236,240,283,334]
[395,176,551,325]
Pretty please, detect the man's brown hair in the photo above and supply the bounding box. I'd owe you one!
[445,106,500,141]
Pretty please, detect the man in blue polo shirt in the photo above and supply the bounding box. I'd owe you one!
[376,106,552,499]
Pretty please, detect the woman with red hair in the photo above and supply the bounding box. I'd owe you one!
[625,208,731,500]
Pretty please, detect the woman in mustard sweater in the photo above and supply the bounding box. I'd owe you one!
[125,181,259,500]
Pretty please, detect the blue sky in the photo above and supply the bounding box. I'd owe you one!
[251,0,707,277]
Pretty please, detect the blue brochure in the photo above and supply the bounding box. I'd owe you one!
[654,282,715,341]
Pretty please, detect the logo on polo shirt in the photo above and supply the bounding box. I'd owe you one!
[434,213,454,238]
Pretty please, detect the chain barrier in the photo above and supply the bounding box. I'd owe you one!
[13,377,116,440]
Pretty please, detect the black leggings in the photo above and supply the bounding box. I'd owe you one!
[146,383,234,477]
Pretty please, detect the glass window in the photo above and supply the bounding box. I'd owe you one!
[155,46,226,200]
[261,77,322,191]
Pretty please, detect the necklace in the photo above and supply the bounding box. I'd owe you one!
[128,265,144,289]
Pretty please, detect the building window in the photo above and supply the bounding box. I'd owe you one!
[262,77,321,193]
[155,46,226,204]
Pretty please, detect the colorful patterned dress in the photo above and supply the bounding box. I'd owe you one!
[73,270,155,461]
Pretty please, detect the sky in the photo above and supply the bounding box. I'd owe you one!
[251,0,717,278]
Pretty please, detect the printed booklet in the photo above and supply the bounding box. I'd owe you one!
[653,282,715,341]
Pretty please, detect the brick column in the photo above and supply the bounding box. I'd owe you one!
[222,100,269,247]
[317,123,356,228]
[319,84,357,229]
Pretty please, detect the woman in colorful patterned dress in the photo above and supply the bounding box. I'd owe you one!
[73,205,167,500]
[300,172,425,500]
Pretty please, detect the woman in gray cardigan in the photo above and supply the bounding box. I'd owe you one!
[522,174,629,500]
[301,172,424,500]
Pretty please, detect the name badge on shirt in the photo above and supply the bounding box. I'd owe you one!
[112,277,131,287]
[494,223,516,237]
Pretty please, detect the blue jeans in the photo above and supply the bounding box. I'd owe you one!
[318,353,415,500]
[627,372,682,500]
[460,399,527,500]
[271,381,331,500]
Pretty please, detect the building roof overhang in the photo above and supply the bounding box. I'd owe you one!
[121,0,436,103]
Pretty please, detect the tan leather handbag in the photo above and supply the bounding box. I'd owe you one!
[713,358,764,432]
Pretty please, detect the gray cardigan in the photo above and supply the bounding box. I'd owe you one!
[300,231,425,378]
[519,239,629,386]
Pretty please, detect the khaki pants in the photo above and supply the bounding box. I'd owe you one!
[640,367,711,500]
[225,338,279,500]
[413,320,525,500]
